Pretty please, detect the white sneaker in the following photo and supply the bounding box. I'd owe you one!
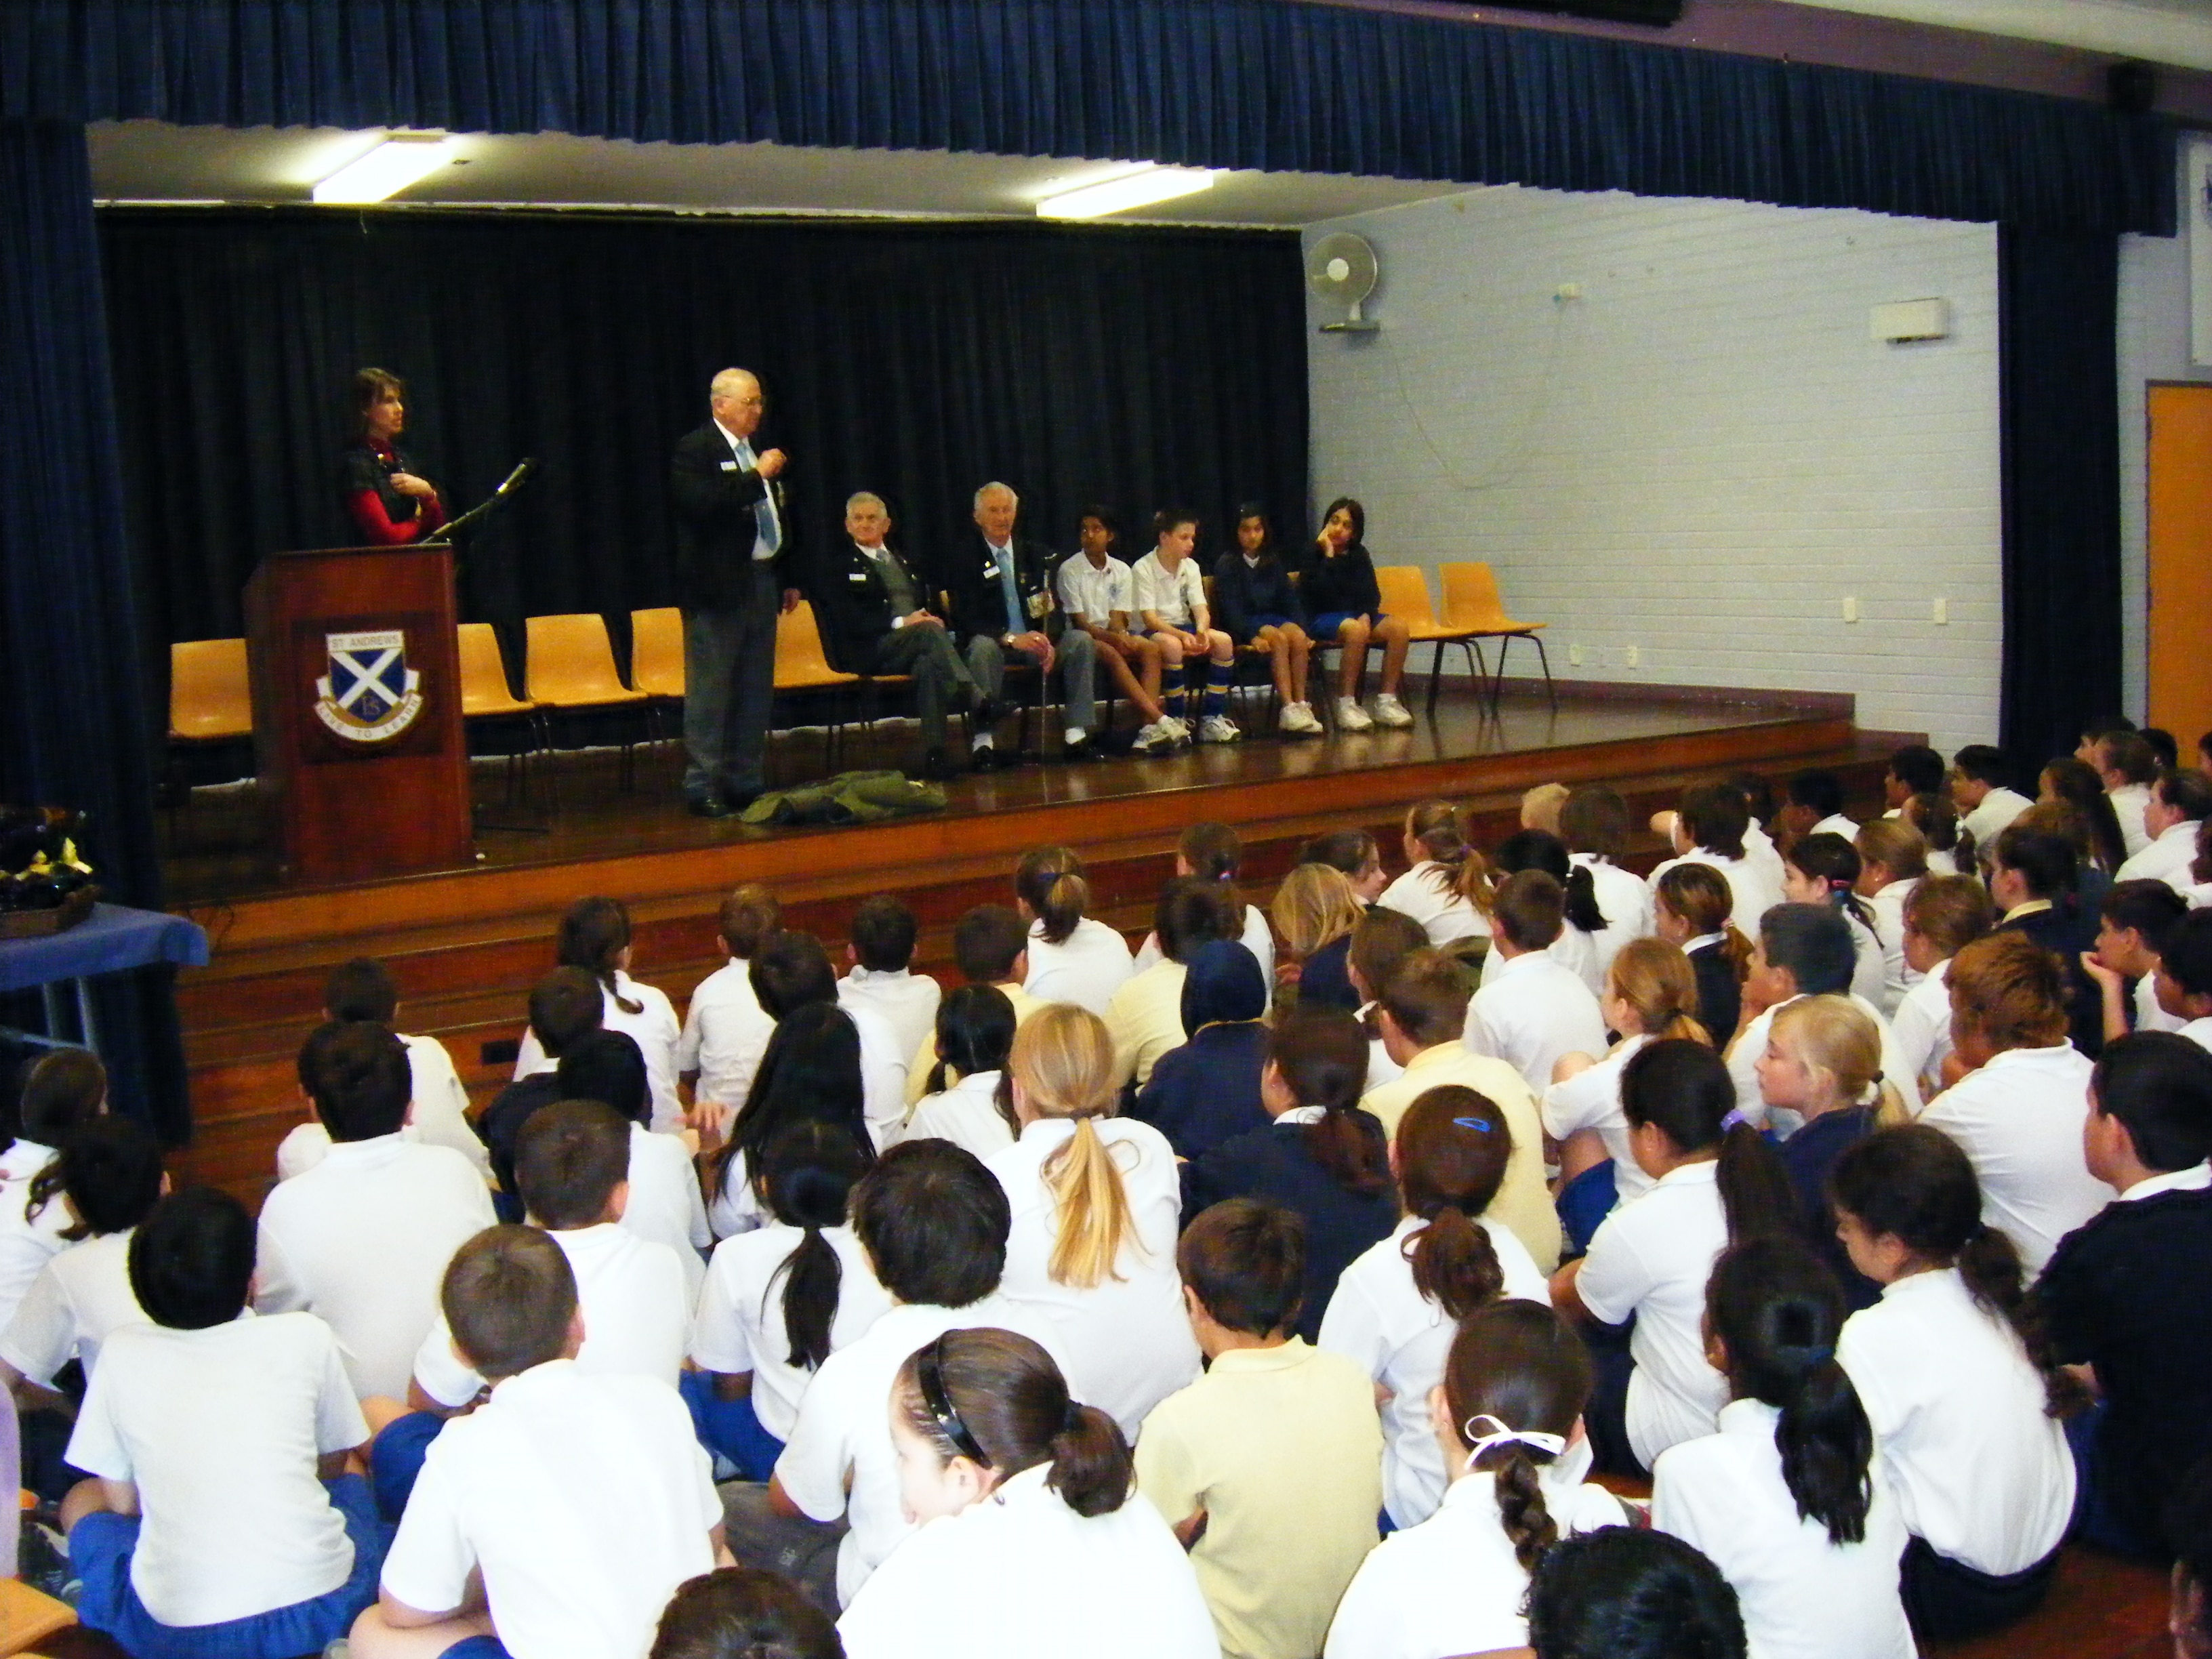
[1279,700,1324,735]
[1134,722,1172,755]
[1370,691,1414,729]
[1197,714,1242,744]
[1164,714,1194,746]
[1334,696,1375,731]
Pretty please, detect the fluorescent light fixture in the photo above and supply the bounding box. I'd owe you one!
[312,134,452,205]
[1036,164,1219,220]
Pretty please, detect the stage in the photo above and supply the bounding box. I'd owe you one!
[161,681,1908,1199]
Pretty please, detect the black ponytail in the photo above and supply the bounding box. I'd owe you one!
[1561,863,1609,937]
[758,1123,867,1372]
[1270,1008,1389,1197]
[1788,834,1875,930]
[927,986,1017,1101]
[558,896,643,1015]
[1715,1123,1799,1245]
[1047,1401,1134,1517]
[1620,1042,1797,1243]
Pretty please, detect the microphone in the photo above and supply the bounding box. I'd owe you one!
[493,458,537,496]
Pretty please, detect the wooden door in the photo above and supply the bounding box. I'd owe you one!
[2148,384,2212,739]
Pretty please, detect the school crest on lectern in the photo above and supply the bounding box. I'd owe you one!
[314,629,424,742]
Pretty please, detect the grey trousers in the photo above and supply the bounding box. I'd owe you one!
[682,565,779,801]
[720,1480,846,1619]
[964,629,1097,735]
[872,621,977,752]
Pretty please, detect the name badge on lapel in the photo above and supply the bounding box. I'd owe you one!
[719,460,738,472]
[848,571,869,582]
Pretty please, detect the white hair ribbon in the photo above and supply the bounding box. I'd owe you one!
[1462,1413,1566,1473]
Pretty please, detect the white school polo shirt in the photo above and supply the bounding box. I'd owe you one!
[1377,863,1490,947]
[836,1462,1216,1659]
[2118,817,2203,890]
[906,984,1042,1107]
[774,1292,1069,1606]
[413,1222,689,1408]
[1652,1398,1914,1659]
[1570,853,1654,993]
[903,1070,1017,1162]
[987,1117,1200,1435]
[67,1311,369,1629]
[0,1227,144,1386]
[1576,1160,1732,1471]
[1465,948,1610,1099]
[1727,994,1921,1128]
[1324,1444,1626,1659]
[0,1139,72,1334]
[1318,1214,1547,1528]
[1024,915,1136,1017]
[281,1033,490,1185]
[1541,1035,1658,1206]
[381,1359,720,1659]
[2182,1017,2212,1054]
[1961,786,2033,846]
[2110,782,2153,859]
[1864,879,1921,1017]
[690,1222,893,1441]
[1811,813,1861,841]
[1838,1267,2074,1575]
[1132,903,1277,998]
[514,970,684,1132]
[255,1132,497,1401]
[675,957,775,1113]
[624,1122,711,1300]
[1647,851,1778,943]
[838,967,943,1073]
[1919,1044,2104,1277]
[1057,553,1135,628]
[1889,958,1956,1101]
[1131,550,1206,630]
[1107,960,1189,1088]
[2136,973,2186,1034]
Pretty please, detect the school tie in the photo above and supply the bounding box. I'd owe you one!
[994,544,1022,634]
[739,440,781,558]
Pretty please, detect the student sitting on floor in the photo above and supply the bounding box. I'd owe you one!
[1465,869,1608,1100]
[1950,743,2034,845]
[2157,910,2212,1053]
[1525,1526,1748,1659]
[1325,1300,1626,1659]
[1651,1237,1913,1659]
[0,1049,109,1334]
[1108,878,1237,1091]
[1830,1124,2083,1644]
[1883,743,1948,819]
[836,894,941,1067]
[907,905,1041,1105]
[739,930,908,1150]
[1782,768,1859,844]
[2082,879,2192,1045]
[1136,1199,1382,1659]
[903,986,1019,1161]
[512,896,684,1131]
[649,1567,844,1659]
[2040,1032,2212,1560]
[1890,873,1993,1099]
[1559,785,1655,989]
[1270,862,1368,1012]
[256,1019,497,1401]
[2118,767,2212,890]
[2041,756,2131,878]
[1484,830,1607,993]
[1725,903,1921,1128]
[1016,847,1134,1018]
[1903,787,1969,877]
[1853,817,1930,1015]
[351,1225,726,1659]
[677,885,781,1141]
[1346,907,1428,1093]
[1782,832,1889,1011]
[556,1029,712,1298]
[1132,939,1272,1161]
[1321,1088,1546,1530]
[689,1122,893,1483]
[1376,801,1494,950]
[62,1189,383,1659]
[476,967,603,1206]
[1759,995,1900,1310]
[1647,782,1780,942]
[1654,862,1748,1048]
[1132,822,1277,988]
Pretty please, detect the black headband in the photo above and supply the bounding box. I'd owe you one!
[915,1332,989,1469]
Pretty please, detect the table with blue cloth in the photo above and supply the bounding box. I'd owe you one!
[0,903,210,1054]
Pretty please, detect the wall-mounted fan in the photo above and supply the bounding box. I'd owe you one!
[1307,232,1380,334]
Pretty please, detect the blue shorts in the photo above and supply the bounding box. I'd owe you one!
[1311,609,1386,639]
[1240,613,1298,640]
[681,1368,788,1481]
[371,1410,447,1523]
[442,1639,514,1659]
[71,1473,389,1659]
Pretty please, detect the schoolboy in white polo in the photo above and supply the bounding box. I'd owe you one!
[1465,871,1608,1099]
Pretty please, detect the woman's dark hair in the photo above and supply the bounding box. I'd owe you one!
[2041,756,2129,874]
[1233,501,1277,563]
[716,1004,872,1201]
[1015,846,1087,947]
[649,1565,844,1659]
[1442,1300,1593,1572]
[351,367,406,441]
[558,895,642,1015]
[759,1122,869,1372]
[926,984,1018,1105]
[2092,1031,2212,1175]
[1269,1008,1387,1197]
[1394,1086,1509,1319]
[1989,823,2078,900]
[1679,783,1750,861]
[1495,827,1607,936]
[556,1029,651,1126]
[1786,832,1874,930]
[1619,1040,1795,1244]
[1706,1238,1872,1545]
[1526,1527,1747,1659]
[1828,1125,2085,1418]
[15,1049,105,1152]
[1155,875,1237,964]
[55,1115,164,1242]
[1318,496,1366,546]
[129,1187,256,1332]
[893,1328,1132,1517]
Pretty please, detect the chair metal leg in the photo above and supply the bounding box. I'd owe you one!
[1529,634,1557,712]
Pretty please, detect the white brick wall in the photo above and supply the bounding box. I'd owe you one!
[1304,186,2002,754]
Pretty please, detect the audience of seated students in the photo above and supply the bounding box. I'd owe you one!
[1295,496,1416,731]
[1133,506,1242,745]
[1361,949,1561,1271]
[478,966,603,1201]
[1647,781,1780,941]
[2041,755,2132,876]
[556,1029,711,1296]
[255,1021,496,1401]
[352,1225,725,1659]
[1015,846,1133,1017]
[1137,1200,1382,1659]
[1322,1090,1547,1529]
[2083,878,2191,1044]
[1325,1300,1626,1659]
[1524,1522,1749,1659]
[705,1002,876,1240]
[1544,938,1712,1252]
[836,1326,1214,1658]
[1184,1008,1397,1343]
[1986,821,2106,1057]
[1904,786,1969,876]
[905,904,1038,1105]
[756,1139,1067,1611]
[279,958,489,1182]
[1109,876,1236,1090]
[1557,785,1654,987]
[1466,869,1609,1098]
[649,1565,844,1659]
[1271,861,1367,1011]
[689,1122,893,1482]
[991,1003,1199,1434]
[1551,1040,1797,1478]
[1305,826,1391,907]
[1347,907,1425,1092]
[1133,822,1276,984]
[63,1189,382,1659]
[2041,1032,2212,1560]
[1830,1125,2082,1642]
[1881,743,1948,818]
[0,1050,108,1333]
[1782,832,1889,1010]
[835,894,941,1065]
[1890,872,1992,1097]
[2087,726,2163,859]
[1376,800,1494,948]
[1783,768,1860,844]
[2120,766,2212,890]
[1653,861,1748,1046]
[1486,830,1608,994]
[678,885,781,1136]
[1652,1237,1913,1659]
[512,896,684,1130]
[1726,903,1920,1128]
[1951,743,2034,844]
[1057,503,1184,756]
[1853,817,1928,1014]
[1759,996,1898,1309]
[903,985,1019,1160]
[1133,939,1271,1159]
[1212,502,1324,735]
[2158,911,2212,1052]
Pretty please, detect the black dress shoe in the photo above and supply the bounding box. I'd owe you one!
[920,747,956,781]
[686,795,735,819]
[970,744,1000,773]
[1061,737,1101,764]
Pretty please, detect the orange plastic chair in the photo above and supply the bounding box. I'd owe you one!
[167,638,252,742]
[457,623,537,720]
[1375,565,1490,715]
[524,613,650,788]
[1202,573,1281,727]
[773,599,863,766]
[1439,562,1555,712]
[628,607,687,699]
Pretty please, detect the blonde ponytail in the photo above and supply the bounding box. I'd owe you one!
[1044,1117,1136,1288]
[1010,1006,1137,1290]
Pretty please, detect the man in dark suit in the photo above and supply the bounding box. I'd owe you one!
[808,491,981,780]
[670,367,799,817]
[947,481,1099,767]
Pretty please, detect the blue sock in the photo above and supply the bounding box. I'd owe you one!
[1203,662,1231,718]
[1164,688,1186,722]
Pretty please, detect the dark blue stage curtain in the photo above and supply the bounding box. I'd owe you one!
[1999,226,2124,782]
[0,120,188,1140]
[1,0,2174,237]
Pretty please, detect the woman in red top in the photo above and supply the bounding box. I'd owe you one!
[341,367,447,545]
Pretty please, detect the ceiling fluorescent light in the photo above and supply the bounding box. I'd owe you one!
[312,134,451,205]
[1036,165,1219,220]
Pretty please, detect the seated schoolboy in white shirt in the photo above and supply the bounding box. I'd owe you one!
[1784,769,1861,845]
[350,1225,726,1659]
[1725,905,1921,1129]
[0,1049,110,1335]
[2089,729,2160,860]
[555,1029,711,1298]
[512,897,685,1132]
[1465,870,1608,1099]
[676,884,781,1134]
[836,893,943,1067]
[2116,767,2211,891]
[276,958,490,1183]
[1130,823,1277,991]
[907,905,1043,1107]
[1137,1200,1383,1659]
[1645,783,1781,943]
[255,1021,497,1401]
[62,1188,382,1659]
[1950,744,2033,845]
[2155,909,2212,1054]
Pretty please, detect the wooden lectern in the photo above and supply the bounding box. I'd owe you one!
[243,545,473,885]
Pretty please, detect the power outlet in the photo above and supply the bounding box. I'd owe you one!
[1624,645,1641,669]
[1933,597,1949,625]
[1843,596,1860,623]
[1568,642,1586,667]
